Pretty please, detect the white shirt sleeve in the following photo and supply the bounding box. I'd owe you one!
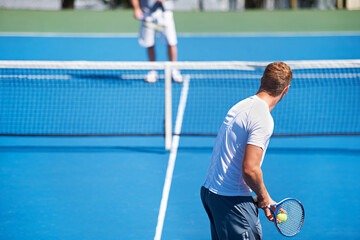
[246,103,274,150]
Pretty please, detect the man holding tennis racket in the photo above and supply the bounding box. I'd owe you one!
[131,0,182,83]
[201,62,292,240]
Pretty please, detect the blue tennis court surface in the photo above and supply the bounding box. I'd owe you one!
[0,137,168,239]
[1,136,360,239]
[163,136,360,240]
[0,34,359,61]
[1,33,360,239]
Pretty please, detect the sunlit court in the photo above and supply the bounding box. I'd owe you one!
[0,1,360,239]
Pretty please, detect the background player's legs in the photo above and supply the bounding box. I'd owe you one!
[167,44,177,62]
[168,44,183,82]
[139,20,158,83]
[145,46,158,83]
[147,46,156,61]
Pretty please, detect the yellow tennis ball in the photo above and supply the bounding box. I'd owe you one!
[277,212,287,223]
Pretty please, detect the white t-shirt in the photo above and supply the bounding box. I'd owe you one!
[203,95,274,196]
[139,0,174,12]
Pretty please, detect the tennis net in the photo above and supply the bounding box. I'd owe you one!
[1,60,359,149]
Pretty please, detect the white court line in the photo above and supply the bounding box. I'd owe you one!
[0,31,359,38]
[0,72,359,81]
[0,75,72,80]
[0,32,138,38]
[154,75,190,240]
[123,73,360,80]
[178,31,360,38]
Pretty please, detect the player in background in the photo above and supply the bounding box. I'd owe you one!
[201,62,292,240]
[131,0,182,83]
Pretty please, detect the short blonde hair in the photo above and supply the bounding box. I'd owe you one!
[258,62,292,97]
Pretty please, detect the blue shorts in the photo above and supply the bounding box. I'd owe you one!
[201,186,262,240]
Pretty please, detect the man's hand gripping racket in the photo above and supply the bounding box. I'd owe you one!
[138,1,165,32]
[253,196,305,237]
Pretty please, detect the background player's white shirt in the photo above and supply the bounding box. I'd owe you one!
[139,0,174,12]
[203,95,274,196]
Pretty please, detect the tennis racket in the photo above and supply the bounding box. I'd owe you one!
[142,2,165,31]
[253,196,305,237]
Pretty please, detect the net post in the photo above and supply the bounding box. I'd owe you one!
[164,62,172,150]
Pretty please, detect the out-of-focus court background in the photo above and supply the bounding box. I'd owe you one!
[0,0,360,239]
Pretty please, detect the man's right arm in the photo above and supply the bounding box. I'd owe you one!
[130,0,143,20]
[242,144,276,222]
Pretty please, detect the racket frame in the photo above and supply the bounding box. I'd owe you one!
[143,20,165,32]
[142,1,165,32]
[269,198,305,237]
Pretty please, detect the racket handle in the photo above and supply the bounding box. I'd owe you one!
[253,196,272,208]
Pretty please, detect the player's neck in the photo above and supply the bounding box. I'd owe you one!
[255,92,278,112]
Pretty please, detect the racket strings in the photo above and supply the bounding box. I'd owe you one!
[276,200,304,236]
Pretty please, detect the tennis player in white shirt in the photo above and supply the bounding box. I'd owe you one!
[201,62,292,240]
[131,0,182,83]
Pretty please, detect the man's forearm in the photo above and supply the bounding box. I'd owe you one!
[242,144,271,208]
[130,0,141,10]
[243,167,269,203]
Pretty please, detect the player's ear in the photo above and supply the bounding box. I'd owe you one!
[283,85,290,95]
